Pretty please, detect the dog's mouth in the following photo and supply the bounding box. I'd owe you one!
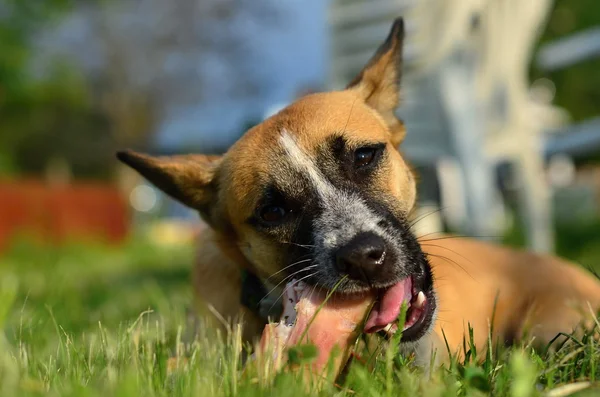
[364,276,433,339]
[258,272,435,372]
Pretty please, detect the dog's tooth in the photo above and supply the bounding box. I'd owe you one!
[384,323,398,335]
[415,291,426,308]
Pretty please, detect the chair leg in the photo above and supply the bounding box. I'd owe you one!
[514,150,554,253]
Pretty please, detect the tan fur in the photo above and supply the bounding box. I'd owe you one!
[118,18,600,368]
[219,91,416,278]
[190,230,600,364]
[422,237,600,362]
[191,228,265,342]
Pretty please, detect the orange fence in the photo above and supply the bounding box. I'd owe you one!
[0,180,130,251]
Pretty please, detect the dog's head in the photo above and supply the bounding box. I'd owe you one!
[118,18,436,342]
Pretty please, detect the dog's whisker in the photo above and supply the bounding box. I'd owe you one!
[280,241,316,249]
[264,265,317,297]
[266,258,313,281]
[259,265,317,305]
[416,231,446,240]
[420,242,476,266]
[268,271,318,312]
[306,280,319,305]
[418,235,500,242]
[421,251,474,280]
[260,271,305,305]
[342,95,359,134]
[410,208,444,229]
[330,278,349,305]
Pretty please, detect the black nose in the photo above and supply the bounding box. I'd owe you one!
[335,232,387,283]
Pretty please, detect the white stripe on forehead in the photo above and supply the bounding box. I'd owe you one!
[279,129,385,250]
[278,129,336,199]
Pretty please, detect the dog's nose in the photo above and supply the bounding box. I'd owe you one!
[335,232,386,282]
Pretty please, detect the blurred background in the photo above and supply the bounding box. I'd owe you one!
[1,1,600,390]
[0,1,599,380]
[0,0,599,261]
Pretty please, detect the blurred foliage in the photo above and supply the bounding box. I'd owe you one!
[0,0,280,179]
[0,0,597,179]
[0,64,115,179]
[503,212,600,273]
[0,0,117,179]
[532,0,600,123]
[0,1,70,86]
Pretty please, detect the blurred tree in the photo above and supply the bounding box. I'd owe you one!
[532,0,600,122]
[1,0,282,179]
[0,0,76,176]
[58,0,282,150]
[2,63,113,179]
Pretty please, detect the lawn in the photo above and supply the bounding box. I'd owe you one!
[1,226,600,397]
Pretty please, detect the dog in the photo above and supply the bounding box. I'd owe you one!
[117,17,600,372]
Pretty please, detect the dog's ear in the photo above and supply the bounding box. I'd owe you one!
[347,18,405,146]
[116,150,221,218]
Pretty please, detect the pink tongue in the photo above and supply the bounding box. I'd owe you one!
[364,277,412,333]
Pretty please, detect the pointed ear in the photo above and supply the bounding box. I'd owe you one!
[116,150,221,216]
[347,17,406,146]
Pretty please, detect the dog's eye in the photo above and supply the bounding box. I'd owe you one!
[354,147,377,168]
[260,205,287,223]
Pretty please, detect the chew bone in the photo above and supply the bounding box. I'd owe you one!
[258,280,375,373]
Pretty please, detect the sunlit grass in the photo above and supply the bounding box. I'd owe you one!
[1,237,600,396]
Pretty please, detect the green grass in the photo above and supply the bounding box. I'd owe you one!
[1,235,600,396]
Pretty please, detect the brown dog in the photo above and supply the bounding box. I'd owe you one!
[117,18,600,371]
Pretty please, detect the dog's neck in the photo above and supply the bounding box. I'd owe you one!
[240,269,268,315]
[240,268,284,322]
[206,228,277,320]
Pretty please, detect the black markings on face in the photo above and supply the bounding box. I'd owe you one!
[325,135,387,186]
[244,130,431,295]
